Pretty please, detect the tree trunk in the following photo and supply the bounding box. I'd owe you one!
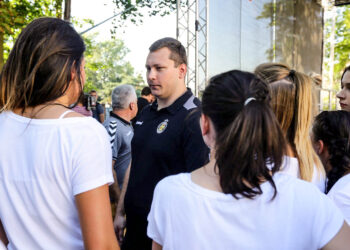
[0,31,4,71]
[64,0,71,21]
[329,7,336,89]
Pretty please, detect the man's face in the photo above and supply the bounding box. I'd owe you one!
[90,92,97,99]
[90,91,98,104]
[145,47,184,100]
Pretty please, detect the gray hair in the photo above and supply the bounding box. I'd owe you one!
[111,84,137,110]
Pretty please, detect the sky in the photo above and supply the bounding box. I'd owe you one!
[71,0,176,76]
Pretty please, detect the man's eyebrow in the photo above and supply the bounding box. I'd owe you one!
[145,64,163,67]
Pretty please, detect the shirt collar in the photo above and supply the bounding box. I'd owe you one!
[110,111,131,125]
[150,89,194,115]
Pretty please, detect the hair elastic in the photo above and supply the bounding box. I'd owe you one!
[244,97,256,106]
[289,69,296,77]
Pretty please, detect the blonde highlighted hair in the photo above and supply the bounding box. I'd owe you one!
[255,62,324,182]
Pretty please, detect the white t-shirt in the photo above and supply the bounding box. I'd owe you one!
[0,111,113,250]
[280,156,326,192]
[0,241,6,250]
[327,174,350,224]
[147,172,344,250]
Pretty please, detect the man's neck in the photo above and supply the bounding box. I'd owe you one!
[112,109,131,122]
[157,85,187,110]
[141,96,150,103]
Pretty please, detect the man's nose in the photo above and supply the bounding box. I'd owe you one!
[147,68,156,80]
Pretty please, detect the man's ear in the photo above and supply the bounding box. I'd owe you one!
[146,94,152,103]
[178,63,187,79]
[129,102,135,110]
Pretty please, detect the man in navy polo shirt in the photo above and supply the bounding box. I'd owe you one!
[114,37,209,250]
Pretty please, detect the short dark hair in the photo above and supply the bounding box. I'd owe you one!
[149,37,187,66]
[141,86,152,96]
[0,17,85,111]
[75,91,89,111]
[202,70,286,200]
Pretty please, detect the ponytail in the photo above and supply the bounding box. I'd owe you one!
[202,70,286,199]
[255,63,324,182]
[292,72,324,181]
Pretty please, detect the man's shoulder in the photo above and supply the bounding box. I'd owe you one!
[181,95,201,120]
[138,96,148,103]
[104,115,117,124]
[96,102,104,112]
[182,93,201,111]
[103,116,118,131]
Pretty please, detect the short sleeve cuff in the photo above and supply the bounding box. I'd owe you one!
[319,212,345,248]
[73,175,114,196]
[147,220,163,246]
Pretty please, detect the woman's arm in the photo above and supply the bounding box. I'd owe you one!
[110,160,121,202]
[114,165,130,244]
[322,222,350,250]
[75,184,119,250]
[152,241,162,250]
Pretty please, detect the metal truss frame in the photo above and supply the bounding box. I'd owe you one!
[176,0,209,97]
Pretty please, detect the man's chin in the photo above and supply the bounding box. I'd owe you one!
[150,91,161,98]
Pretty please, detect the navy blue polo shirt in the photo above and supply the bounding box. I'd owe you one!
[125,89,209,217]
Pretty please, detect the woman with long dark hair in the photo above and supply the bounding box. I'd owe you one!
[147,70,349,250]
[0,18,119,249]
[336,66,350,111]
[312,110,350,223]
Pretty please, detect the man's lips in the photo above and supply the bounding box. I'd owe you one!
[149,84,160,88]
[340,103,347,108]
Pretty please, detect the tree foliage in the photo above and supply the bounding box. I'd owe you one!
[111,0,176,29]
[83,34,144,104]
[324,5,350,89]
[0,0,63,69]
[334,5,350,85]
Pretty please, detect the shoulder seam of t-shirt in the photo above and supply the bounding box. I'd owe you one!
[108,120,118,148]
[183,95,197,110]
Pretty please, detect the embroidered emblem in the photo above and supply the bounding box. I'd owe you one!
[136,121,143,125]
[157,119,168,134]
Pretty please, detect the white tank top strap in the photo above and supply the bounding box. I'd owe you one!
[58,110,74,119]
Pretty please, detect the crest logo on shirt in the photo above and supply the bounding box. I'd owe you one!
[157,119,168,134]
